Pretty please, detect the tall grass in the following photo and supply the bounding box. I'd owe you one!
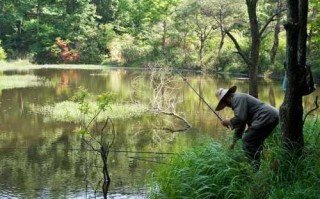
[149,118,320,199]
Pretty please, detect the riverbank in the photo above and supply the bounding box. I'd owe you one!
[2,60,319,84]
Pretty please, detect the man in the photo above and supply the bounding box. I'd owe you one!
[215,86,279,169]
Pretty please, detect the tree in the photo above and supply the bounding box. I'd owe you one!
[225,0,283,97]
[279,0,311,153]
[0,40,6,60]
[207,0,244,54]
[307,0,320,57]
[175,0,218,69]
[92,0,119,23]
[270,0,284,64]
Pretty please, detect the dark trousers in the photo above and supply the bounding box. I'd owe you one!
[242,119,279,168]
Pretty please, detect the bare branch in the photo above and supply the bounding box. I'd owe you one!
[153,108,192,131]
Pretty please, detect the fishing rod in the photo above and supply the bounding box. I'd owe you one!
[174,69,223,122]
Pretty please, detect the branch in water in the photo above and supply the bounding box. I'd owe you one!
[151,108,192,133]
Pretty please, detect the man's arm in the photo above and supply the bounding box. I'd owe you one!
[228,123,246,150]
[221,120,246,149]
[232,123,246,144]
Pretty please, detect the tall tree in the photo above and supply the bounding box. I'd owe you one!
[270,0,284,64]
[307,0,319,57]
[225,0,282,97]
[92,0,119,23]
[279,0,310,152]
[175,0,218,69]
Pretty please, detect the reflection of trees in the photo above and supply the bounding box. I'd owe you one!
[269,84,276,107]
[148,68,191,133]
[131,69,191,133]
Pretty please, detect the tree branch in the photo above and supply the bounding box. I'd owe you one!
[152,108,192,133]
[225,30,250,65]
[303,96,319,124]
[259,9,286,37]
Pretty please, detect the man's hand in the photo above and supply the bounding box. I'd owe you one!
[221,120,231,128]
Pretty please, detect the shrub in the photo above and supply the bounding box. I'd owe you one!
[0,41,7,60]
[78,40,103,64]
[108,34,152,65]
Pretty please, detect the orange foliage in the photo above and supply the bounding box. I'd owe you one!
[55,38,79,63]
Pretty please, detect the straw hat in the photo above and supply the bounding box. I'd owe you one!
[215,86,237,111]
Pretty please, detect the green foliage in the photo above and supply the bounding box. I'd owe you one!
[0,41,6,60]
[97,92,113,111]
[150,118,320,199]
[1,0,319,77]
[108,34,153,64]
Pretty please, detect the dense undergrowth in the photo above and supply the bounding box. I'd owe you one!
[149,117,320,199]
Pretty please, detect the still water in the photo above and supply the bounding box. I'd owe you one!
[0,65,318,198]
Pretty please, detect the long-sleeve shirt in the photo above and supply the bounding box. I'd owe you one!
[229,93,279,142]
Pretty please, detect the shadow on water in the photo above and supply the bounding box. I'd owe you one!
[0,67,319,198]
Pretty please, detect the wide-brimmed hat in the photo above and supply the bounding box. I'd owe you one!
[215,86,237,111]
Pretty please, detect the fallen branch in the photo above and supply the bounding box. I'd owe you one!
[151,108,192,133]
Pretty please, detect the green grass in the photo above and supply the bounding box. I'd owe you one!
[149,118,320,199]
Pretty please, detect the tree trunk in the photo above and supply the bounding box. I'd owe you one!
[199,36,205,68]
[270,0,283,64]
[162,20,167,50]
[218,12,225,54]
[298,0,308,65]
[218,29,225,54]
[246,0,260,98]
[280,0,308,153]
[37,0,41,34]
[183,31,188,66]
[0,0,5,38]
[307,6,316,56]
[0,0,5,13]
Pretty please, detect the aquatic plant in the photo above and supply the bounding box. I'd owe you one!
[29,101,148,123]
[0,75,51,90]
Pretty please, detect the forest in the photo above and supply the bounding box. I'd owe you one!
[0,0,320,76]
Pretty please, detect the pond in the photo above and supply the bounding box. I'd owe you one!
[0,65,318,198]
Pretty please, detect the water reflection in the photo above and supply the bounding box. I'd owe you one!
[0,67,318,198]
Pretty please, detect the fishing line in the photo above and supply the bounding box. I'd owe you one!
[173,69,223,122]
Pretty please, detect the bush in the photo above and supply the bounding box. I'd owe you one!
[0,41,7,60]
[107,34,152,65]
[78,41,103,64]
